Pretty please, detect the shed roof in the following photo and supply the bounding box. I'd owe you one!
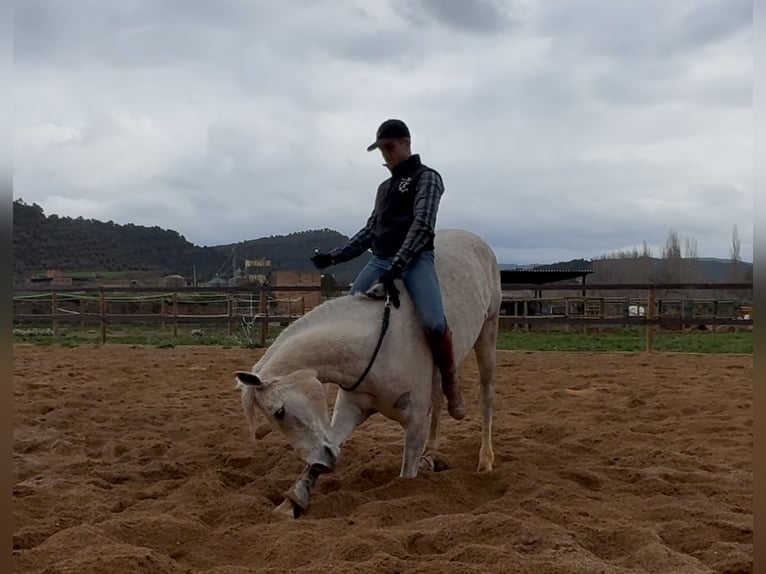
[500,269,594,285]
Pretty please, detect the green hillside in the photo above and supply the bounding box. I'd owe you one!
[13,199,751,288]
[12,199,368,285]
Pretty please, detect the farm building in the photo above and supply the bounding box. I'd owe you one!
[269,270,322,314]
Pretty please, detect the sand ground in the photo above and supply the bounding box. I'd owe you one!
[13,345,752,573]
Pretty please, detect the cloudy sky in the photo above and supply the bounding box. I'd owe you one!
[13,0,753,264]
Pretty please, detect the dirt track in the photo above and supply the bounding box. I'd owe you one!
[13,345,752,573]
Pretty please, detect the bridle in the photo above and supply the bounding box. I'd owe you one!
[337,292,394,392]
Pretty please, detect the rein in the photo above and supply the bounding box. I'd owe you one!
[338,294,393,392]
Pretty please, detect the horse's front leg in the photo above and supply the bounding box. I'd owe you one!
[274,391,373,519]
[274,465,320,519]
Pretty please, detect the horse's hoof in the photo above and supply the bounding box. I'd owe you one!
[478,448,494,472]
[423,450,452,472]
[284,482,311,512]
[273,499,303,519]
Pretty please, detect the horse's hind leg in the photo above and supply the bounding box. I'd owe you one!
[474,315,498,472]
[420,370,443,472]
[401,418,429,478]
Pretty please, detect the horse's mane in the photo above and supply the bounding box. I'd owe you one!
[283,294,375,335]
[255,294,386,367]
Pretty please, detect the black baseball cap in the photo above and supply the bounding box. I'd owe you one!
[366,119,410,151]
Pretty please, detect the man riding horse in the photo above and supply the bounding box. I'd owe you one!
[310,118,465,420]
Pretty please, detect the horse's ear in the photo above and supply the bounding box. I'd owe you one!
[235,371,265,387]
[234,371,266,442]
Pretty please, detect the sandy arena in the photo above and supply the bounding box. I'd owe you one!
[13,345,752,573]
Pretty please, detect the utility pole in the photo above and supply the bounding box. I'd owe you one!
[192,265,197,287]
[232,248,236,278]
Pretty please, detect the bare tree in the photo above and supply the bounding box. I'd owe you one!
[730,225,741,262]
[641,241,652,258]
[661,229,682,283]
[730,225,741,281]
[662,229,682,259]
[683,237,698,258]
[637,240,653,282]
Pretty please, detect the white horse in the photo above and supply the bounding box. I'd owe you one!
[235,229,501,518]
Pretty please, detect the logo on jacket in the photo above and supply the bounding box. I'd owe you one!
[398,177,412,193]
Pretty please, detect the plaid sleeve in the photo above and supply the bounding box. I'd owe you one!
[393,170,444,269]
[329,211,375,264]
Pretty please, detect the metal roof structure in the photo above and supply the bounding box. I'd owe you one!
[500,268,595,285]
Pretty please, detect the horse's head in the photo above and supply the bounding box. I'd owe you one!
[235,369,339,472]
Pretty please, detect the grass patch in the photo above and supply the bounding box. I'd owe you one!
[13,323,751,354]
[496,329,752,354]
[12,322,285,348]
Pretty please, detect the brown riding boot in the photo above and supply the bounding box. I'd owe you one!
[427,327,466,420]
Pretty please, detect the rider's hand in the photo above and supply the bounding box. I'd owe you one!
[377,261,403,290]
[377,261,404,307]
[310,252,334,270]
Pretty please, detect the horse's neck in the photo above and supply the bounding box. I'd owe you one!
[258,326,381,385]
[256,297,388,384]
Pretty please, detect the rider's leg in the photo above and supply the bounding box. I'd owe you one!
[401,251,465,420]
[348,256,391,295]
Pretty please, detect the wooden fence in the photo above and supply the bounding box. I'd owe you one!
[13,282,753,351]
[499,282,753,350]
[12,285,322,345]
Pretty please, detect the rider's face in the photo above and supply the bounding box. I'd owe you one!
[379,139,411,168]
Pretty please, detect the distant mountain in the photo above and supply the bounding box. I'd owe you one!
[589,256,752,284]
[212,230,370,284]
[498,263,541,270]
[13,199,752,287]
[531,259,593,271]
[695,256,754,265]
[12,199,367,285]
[13,199,222,279]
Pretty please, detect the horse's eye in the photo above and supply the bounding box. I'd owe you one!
[275,406,286,421]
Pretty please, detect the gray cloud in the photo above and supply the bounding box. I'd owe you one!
[397,0,517,33]
[536,0,750,61]
[12,0,753,263]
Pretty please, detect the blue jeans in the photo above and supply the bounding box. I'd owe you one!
[350,250,447,335]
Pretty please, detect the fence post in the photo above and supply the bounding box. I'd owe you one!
[172,292,178,338]
[227,293,233,336]
[582,297,588,335]
[51,291,58,337]
[646,287,655,352]
[259,288,268,346]
[99,287,107,344]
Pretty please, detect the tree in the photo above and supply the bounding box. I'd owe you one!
[662,229,682,259]
[683,237,698,259]
[661,228,682,283]
[730,225,741,262]
[641,241,652,258]
[730,225,741,281]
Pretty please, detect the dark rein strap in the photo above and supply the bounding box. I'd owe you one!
[338,295,393,392]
